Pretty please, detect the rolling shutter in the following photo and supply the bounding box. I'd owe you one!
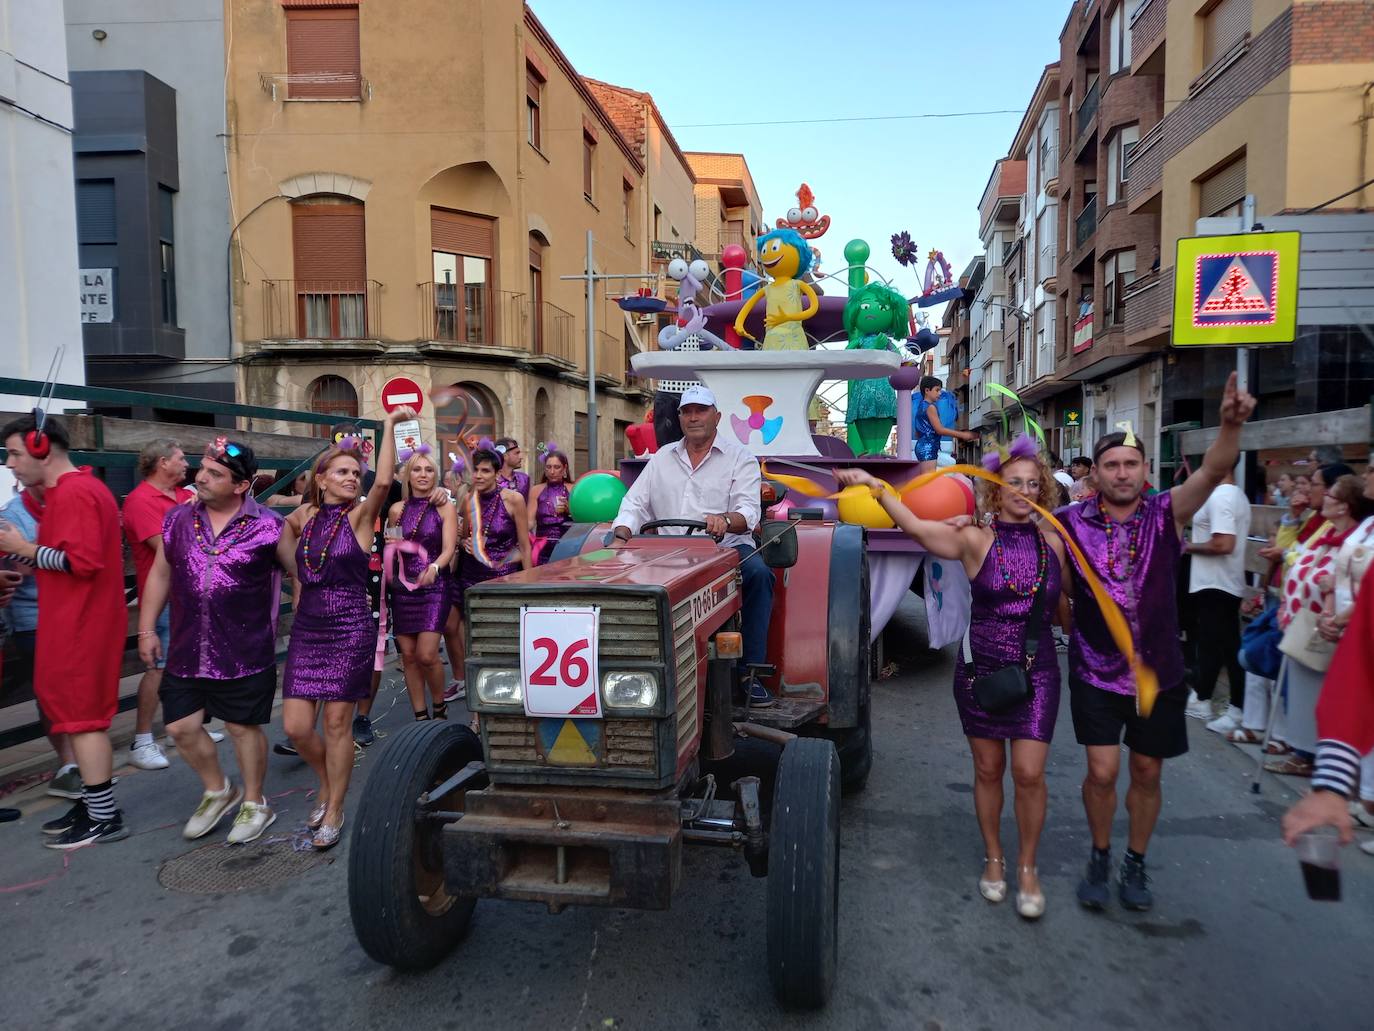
[1202,0,1250,65]
[77,180,117,244]
[292,202,366,284]
[431,208,494,258]
[1199,155,1246,216]
[285,6,360,100]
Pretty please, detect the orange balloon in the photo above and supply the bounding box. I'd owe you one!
[901,475,974,521]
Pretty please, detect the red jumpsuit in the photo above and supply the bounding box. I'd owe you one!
[35,469,127,733]
[1313,580,1374,796]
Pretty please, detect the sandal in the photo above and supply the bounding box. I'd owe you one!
[979,857,1007,903]
[1015,865,1045,920]
[431,700,448,721]
[1262,740,1292,756]
[414,709,431,722]
[1263,756,1314,777]
[312,816,344,851]
[306,802,328,830]
[1226,727,1263,744]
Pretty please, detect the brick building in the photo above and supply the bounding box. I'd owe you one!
[682,152,764,262]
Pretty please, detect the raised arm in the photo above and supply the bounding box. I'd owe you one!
[355,407,415,530]
[1171,372,1255,525]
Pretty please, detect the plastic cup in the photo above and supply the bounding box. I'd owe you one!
[1295,830,1342,901]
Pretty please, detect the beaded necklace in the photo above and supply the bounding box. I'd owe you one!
[400,496,433,541]
[301,501,355,575]
[193,508,253,557]
[1100,496,1143,582]
[992,521,1048,597]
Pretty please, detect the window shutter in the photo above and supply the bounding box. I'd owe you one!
[285,7,360,100]
[431,208,494,258]
[77,180,117,244]
[1203,0,1250,65]
[1199,155,1246,216]
[292,202,366,284]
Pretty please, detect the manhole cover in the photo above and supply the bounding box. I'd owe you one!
[158,839,333,894]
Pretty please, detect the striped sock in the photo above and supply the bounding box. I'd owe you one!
[83,780,116,822]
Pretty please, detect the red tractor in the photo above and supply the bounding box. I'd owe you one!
[348,496,872,1009]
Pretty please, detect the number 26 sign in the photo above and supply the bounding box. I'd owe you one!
[519,607,601,718]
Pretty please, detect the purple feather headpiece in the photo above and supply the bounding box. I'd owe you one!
[477,436,496,454]
[891,231,919,268]
[447,451,465,475]
[398,441,433,463]
[982,432,1039,474]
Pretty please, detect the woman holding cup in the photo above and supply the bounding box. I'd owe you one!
[528,446,575,565]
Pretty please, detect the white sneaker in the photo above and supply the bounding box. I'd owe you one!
[1185,690,1214,720]
[206,728,226,744]
[130,740,170,770]
[226,800,277,844]
[1206,706,1242,735]
[1349,801,1374,831]
[183,781,244,840]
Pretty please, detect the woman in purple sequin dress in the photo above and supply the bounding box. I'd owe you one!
[456,447,532,596]
[837,440,1069,919]
[528,448,574,565]
[386,449,457,721]
[278,407,412,849]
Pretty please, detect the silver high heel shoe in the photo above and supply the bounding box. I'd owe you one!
[306,802,328,831]
[979,857,1007,903]
[312,815,344,851]
[1016,865,1045,920]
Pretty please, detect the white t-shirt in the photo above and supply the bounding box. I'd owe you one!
[1188,482,1251,597]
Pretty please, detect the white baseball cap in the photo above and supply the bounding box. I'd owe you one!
[678,385,717,409]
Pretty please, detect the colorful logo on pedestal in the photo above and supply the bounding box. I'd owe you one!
[731,394,783,445]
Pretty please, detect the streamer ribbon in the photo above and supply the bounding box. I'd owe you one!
[760,461,1160,715]
[375,538,429,670]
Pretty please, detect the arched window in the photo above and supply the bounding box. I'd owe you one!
[307,374,358,438]
[434,381,499,475]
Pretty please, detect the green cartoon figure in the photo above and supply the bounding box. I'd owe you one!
[842,281,908,455]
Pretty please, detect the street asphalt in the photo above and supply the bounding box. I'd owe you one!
[2,595,1369,1030]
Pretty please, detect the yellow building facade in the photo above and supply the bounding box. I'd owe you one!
[225,1,668,472]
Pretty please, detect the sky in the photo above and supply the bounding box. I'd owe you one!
[533,0,1062,306]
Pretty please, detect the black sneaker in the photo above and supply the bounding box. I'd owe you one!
[1119,853,1154,911]
[1076,847,1111,910]
[43,808,128,850]
[352,714,375,747]
[272,740,298,757]
[41,800,86,836]
[743,677,775,709]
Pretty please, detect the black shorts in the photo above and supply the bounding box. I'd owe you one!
[1069,678,1189,759]
[160,667,277,727]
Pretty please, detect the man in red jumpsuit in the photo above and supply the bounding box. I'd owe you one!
[0,414,129,848]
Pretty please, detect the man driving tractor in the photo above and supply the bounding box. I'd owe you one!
[609,385,776,707]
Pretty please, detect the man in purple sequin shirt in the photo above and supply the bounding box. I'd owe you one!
[139,441,284,844]
[1057,372,1255,913]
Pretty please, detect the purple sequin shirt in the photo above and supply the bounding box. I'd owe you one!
[162,495,283,680]
[1056,490,1185,696]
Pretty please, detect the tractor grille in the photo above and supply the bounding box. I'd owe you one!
[671,599,698,756]
[483,715,656,769]
[468,592,664,661]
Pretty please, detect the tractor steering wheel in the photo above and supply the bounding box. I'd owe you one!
[638,519,710,536]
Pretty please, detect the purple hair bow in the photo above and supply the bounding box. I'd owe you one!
[982,432,1038,474]
[398,442,433,463]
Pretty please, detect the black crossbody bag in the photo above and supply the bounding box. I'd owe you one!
[966,569,1047,715]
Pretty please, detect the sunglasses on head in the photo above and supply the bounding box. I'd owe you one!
[204,437,244,461]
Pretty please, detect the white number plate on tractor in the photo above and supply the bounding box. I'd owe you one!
[520,606,601,718]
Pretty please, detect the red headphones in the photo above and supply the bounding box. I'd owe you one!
[23,408,51,460]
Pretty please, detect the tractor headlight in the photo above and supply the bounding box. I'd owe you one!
[474,668,522,705]
[602,670,659,710]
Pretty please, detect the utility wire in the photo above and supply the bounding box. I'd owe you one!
[1298,177,1374,214]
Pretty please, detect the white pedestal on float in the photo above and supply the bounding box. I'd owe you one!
[630,350,901,458]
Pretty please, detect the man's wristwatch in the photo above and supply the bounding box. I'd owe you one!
[613,528,632,542]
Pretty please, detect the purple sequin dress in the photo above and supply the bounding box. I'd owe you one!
[457,489,523,595]
[533,483,571,565]
[952,521,1063,742]
[283,503,375,702]
[499,469,531,500]
[389,498,452,635]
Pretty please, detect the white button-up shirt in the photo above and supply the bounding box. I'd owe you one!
[613,434,762,549]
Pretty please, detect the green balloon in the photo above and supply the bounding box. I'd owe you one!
[569,473,627,523]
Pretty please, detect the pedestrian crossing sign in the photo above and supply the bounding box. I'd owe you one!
[1172,231,1300,346]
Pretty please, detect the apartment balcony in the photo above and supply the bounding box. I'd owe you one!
[595,330,623,385]
[1130,0,1166,76]
[1074,196,1098,250]
[1123,266,1172,348]
[1125,120,1165,213]
[651,240,706,265]
[1074,78,1100,155]
[527,299,577,366]
[259,279,384,353]
[418,283,524,355]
